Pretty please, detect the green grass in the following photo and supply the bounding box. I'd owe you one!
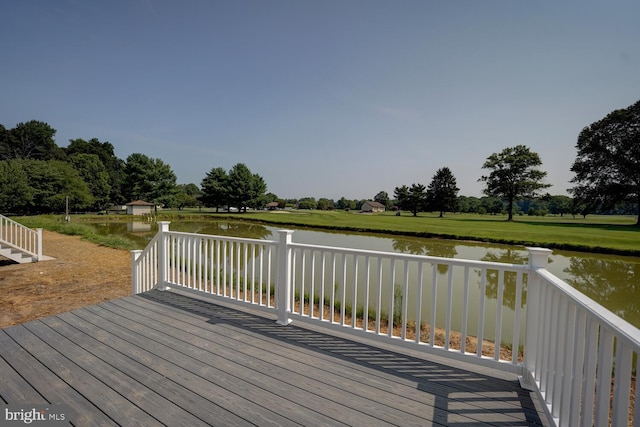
[15,215,139,250]
[13,210,640,255]
[157,209,640,256]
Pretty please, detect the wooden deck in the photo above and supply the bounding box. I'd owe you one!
[1,290,549,426]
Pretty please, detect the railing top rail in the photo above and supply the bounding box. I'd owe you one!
[0,214,37,234]
[289,241,531,272]
[536,268,640,349]
[164,230,278,246]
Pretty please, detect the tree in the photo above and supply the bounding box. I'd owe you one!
[407,183,428,216]
[547,195,572,216]
[123,153,178,207]
[66,138,126,204]
[393,185,409,211]
[479,145,551,221]
[336,197,356,210]
[395,183,427,216]
[69,153,112,210]
[0,160,33,212]
[569,100,640,225]
[374,191,390,209]
[176,184,202,210]
[0,124,13,160]
[200,167,229,212]
[218,163,267,212]
[22,160,94,213]
[457,196,481,213]
[297,197,317,210]
[227,163,267,212]
[317,198,334,210]
[3,121,63,160]
[427,167,459,217]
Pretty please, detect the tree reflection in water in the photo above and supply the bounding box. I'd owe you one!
[481,249,530,310]
[564,256,640,325]
[392,238,457,274]
[170,221,272,240]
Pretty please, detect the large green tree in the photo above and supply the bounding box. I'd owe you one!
[69,153,112,210]
[175,183,202,210]
[479,145,550,221]
[1,121,63,160]
[227,163,267,212]
[202,164,267,212]
[65,138,126,204]
[427,167,459,217]
[22,160,94,213]
[393,185,409,211]
[569,100,640,225]
[200,167,229,212]
[374,191,390,209]
[0,160,33,213]
[123,153,178,207]
[394,183,427,216]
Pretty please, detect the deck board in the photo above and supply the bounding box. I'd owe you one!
[0,290,548,426]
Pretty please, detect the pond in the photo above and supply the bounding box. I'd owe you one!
[89,220,640,330]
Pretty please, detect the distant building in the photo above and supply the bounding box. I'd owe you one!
[361,201,386,213]
[126,200,155,216]
[266,202,280,210]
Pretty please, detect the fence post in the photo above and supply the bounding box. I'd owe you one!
[131,250,142,294]
[276,230,294,326]
[157,221,171,291]
[36,228,43,261]
[520,247,552,390]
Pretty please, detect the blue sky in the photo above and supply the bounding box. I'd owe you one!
[1,1,639,200]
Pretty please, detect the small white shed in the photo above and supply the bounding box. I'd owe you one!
[126,200,155,216]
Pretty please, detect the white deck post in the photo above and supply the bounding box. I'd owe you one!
[131,250,142,294]
[276,230,294,326]
[157,221,171,291]
[36,228,43,261]
[520,247,552,390]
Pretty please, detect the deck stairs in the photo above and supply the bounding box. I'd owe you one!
[0,214,43,264]
[0,241,39,263]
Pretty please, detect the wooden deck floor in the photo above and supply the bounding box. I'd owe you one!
[1,290,549,426]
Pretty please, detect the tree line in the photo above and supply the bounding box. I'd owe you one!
[0,121,269,214]
[1,99,638,223]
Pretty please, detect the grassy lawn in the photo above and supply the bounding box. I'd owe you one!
[159,209,640,255]
[16,215,140,250]
[15,210,640,255]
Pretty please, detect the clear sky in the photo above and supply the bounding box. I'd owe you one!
[1,1,639,200]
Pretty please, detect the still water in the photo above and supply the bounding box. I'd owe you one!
[90,220,640,329]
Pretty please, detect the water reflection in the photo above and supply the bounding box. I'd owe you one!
[481,250,529,310]
[169,221,271,240]
[564,256,640,324]
[87,220,640,328]
[392,238,457,274]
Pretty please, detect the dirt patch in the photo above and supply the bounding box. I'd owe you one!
[0,230,131,328]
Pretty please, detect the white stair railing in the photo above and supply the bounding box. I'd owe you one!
[0,214,42,261]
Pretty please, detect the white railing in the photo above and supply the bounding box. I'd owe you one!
[132,221,639,427]
[523,264,639,427]
[0,214,42,261]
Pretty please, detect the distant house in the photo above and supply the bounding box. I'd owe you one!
[126,200,155,216]
[361,201,386,213]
